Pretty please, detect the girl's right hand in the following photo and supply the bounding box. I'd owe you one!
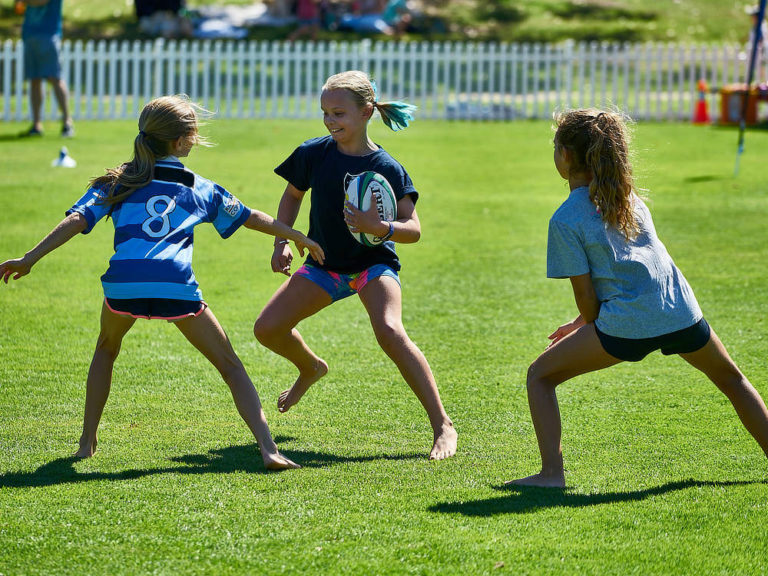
[546,316,586,348]
[0,257,32,284]
[271,243,294,276]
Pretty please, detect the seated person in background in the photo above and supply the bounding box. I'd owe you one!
[339,0,411,35]
[136,0,192,38]
[288,0,321,41]
[381,0,411,36]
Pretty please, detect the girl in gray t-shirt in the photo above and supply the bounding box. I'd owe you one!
[509,109,768,488]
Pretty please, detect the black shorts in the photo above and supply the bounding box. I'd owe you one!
[595,318,711,362]
[105,298,206,321]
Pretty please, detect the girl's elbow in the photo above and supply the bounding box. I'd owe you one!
[70,212,88,232]
[244,210,270,230]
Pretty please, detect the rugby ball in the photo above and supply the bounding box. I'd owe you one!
[344,171,397,246]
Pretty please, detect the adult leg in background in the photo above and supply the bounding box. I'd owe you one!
[29,77,44,132]
[357,274,457,460]
[47,76,72,132]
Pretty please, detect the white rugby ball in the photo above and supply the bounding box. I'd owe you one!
[344,171,398,247]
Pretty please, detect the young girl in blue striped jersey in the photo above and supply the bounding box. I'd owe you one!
[0,95,324,470]
[254,70,457,460]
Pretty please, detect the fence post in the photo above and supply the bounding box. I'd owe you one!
[14,39,24,122]
[96,39,106,119]
[2,40,11,121]
[563,39,574,110]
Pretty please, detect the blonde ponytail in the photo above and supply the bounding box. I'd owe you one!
[90,95,210,205]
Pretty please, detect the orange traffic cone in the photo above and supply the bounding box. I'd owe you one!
[693,79,711,124]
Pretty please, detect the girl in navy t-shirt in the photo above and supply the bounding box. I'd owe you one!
[255,70,457,461]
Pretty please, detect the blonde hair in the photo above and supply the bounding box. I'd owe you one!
[90,95,211,205]
[322,70,416,131]
[554,108,638,239]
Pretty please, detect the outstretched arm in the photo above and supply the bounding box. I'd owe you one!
[243,206,324,266]
[0,212,87,283]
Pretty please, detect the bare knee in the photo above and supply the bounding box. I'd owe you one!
[526,360,560,392]
[713,368,750,396]
[373,321,408,357]
[94,333,124,360]
[253,315,281,346]
[213,353,246,383]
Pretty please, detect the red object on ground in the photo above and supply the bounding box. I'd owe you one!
[693,79,711,124]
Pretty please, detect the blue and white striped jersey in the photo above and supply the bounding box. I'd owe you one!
[67,159,251,301]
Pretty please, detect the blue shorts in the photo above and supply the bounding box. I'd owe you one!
[105,298,206,321]
[295,263,400,302]
[595,318,711,362]
[23,34,62,80]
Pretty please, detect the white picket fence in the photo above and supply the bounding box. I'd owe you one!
[0,38,760,123]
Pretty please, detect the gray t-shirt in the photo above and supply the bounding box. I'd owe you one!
[547,186,701,339]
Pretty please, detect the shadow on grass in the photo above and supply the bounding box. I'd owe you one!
[429,479,767,516]
[682,175,723,183]
[0,132,35,142]
[0,439,422,489]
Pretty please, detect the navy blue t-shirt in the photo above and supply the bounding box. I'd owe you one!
[275,136,419,274]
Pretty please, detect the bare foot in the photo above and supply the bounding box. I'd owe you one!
[505,472,565,488]
[74,440,96,459]
[277,359,328,413]
[262,451,301,470]
[429,422,458,460]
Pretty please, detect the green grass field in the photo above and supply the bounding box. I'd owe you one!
[1,118,767,575]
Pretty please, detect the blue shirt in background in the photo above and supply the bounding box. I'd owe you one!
[275,135,418,274]
[22,0,63,38]
[547,186,701,339]
[67,159,251,301]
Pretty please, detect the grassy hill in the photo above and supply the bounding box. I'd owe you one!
[0,0,756,43]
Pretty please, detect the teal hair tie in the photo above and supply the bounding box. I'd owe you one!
[371,80,379,103]
[369,79,417,131]
[379,100,417,132]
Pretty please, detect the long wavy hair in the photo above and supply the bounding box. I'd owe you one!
[322,70,417,131]
[90,95,210,205]
[554,108,639,239]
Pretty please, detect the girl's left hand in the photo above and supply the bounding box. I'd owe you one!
[344,194,387,236]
